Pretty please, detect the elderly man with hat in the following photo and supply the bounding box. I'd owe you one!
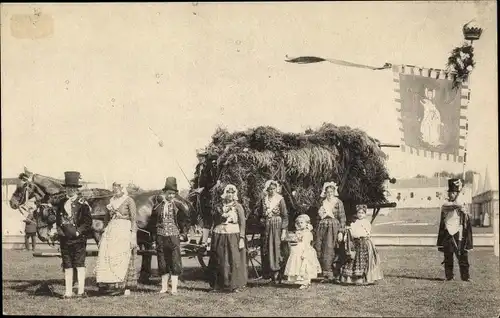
[51,171,93,298]
[437,178,473,282]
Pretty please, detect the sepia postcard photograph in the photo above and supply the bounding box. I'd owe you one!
[1,2,498,317]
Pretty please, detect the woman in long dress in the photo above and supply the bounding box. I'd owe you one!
[314,181,346,282]
[207,184,247,292]
[256,180,289,283]
[95,182,137,296]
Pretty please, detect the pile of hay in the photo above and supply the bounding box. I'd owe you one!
[192,123,391,223]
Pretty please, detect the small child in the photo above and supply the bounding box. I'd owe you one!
[339,205,383,285]
[284,214,322,289]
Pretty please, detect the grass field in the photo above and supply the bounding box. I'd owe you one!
[371,208,493,235]
[3,247,499,317]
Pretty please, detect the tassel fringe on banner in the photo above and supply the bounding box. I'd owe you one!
[393,64,470,163]
[284,57,470,163]
[285,55,392,70]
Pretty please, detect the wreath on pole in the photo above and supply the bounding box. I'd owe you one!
[446,43,475,89]
[446,20,482,89]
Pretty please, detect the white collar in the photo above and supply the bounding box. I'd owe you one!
[265,194,283,212]
[110,194,129,210]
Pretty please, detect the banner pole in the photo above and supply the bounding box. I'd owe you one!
[462,76,471,181]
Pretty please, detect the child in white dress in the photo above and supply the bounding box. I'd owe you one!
[284,214,322,289]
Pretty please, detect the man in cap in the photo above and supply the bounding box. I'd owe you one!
[23,211,37,251]
[437,178,473,281]
[51,171,93,298]
[151,176,185,294]
[138,176,191,289]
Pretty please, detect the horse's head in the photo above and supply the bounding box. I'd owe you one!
[9,174,45,212]
[9,181,29,210]
[134,190,197,236]
[9,169,64,213]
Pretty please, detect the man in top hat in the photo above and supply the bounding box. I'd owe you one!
[437,178,473,281]
[51,171,93,298]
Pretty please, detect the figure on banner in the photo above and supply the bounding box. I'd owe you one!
[419,87,444,147]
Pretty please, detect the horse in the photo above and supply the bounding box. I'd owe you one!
[9,168,197,283]
[9,169,113,245]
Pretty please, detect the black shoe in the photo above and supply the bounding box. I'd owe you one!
[445,277,454,281]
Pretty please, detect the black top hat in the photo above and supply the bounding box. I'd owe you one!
[163,177,178,192]
[447,178,463,193]
[63,171,82,188]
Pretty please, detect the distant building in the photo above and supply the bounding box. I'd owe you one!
[1,178,21,202]
[386,177,473,209]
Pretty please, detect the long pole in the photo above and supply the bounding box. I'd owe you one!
[129,104,192,186]
[462,120,469,181]
[462,39,474,181]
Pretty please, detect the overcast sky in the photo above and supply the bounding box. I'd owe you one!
[1,2,497,191]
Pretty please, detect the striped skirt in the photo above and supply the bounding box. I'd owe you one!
[340,237,369,278]
[95,219,137,290]
[339,237,383,284]
[261,216,284,277]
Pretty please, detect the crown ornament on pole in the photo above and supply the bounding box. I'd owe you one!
[463,20,482,44]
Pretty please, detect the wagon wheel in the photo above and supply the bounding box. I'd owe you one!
[246,233,262,280]
[196,233,262,279]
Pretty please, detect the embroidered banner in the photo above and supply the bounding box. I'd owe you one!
[393,65,469,162]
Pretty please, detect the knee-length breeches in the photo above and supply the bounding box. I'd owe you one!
[156,235,182,276]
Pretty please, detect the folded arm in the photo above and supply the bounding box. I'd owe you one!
[76,203,93,236]
[129,197,138,234]
[336,200,346,231]
[236,204,246,239]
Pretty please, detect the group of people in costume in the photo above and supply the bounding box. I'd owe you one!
[41,169,472,299]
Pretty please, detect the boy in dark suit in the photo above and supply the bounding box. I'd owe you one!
[51,171,93,298]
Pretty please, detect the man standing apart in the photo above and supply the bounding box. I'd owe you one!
[51,171,93,298]
[437,178,473,281]
[23,211,37,251]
